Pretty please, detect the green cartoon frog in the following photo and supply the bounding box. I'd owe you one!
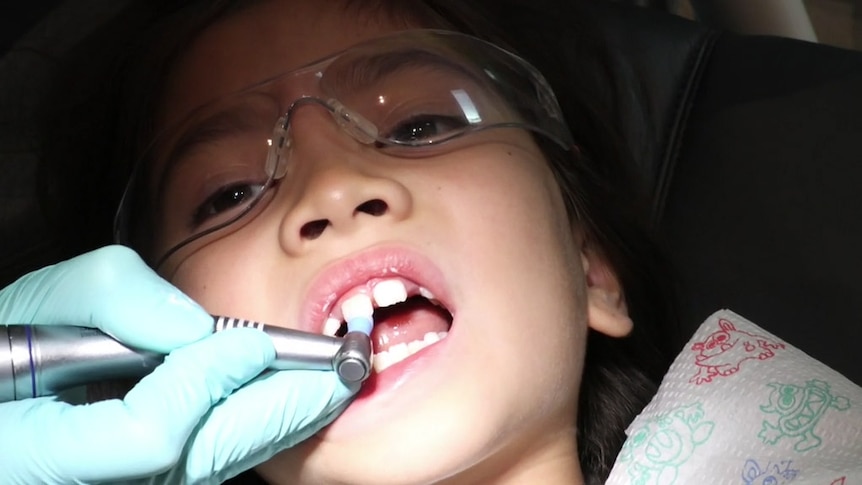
[759,379,850,452]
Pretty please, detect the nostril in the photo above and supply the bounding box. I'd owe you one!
[300,219,329,240]
[297,200,387,241]
[355,199,388,216]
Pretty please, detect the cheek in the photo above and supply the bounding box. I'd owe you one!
[167,239,272,317]
[430,142,588,389]
[443,143,580,278]
[497,149,569,238]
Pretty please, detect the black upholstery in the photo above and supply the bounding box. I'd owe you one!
[593,3,862,385]
[1,2,860,385]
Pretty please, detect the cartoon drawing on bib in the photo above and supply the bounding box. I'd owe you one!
[617,402,715,485]
[741,458,799,485]
[689,319,784,385]
[759,379,851,452]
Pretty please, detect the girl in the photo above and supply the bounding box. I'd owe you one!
[7,0,680,483]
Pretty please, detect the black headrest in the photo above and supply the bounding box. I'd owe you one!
[594,4,862,384]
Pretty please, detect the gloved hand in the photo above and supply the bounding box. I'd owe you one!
[0,246,358,484]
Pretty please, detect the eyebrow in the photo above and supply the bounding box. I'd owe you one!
[153,103,275,199]
[324,48,485,94]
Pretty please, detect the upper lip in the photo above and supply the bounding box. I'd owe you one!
[298,244,452,334]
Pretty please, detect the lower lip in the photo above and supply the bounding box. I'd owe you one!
[322,327,453,437]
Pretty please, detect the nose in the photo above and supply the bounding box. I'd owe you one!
[275,105,412,255]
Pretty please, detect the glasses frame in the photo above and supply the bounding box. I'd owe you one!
[114,29,576,270]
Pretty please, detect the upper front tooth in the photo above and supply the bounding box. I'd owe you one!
[323,317,341,336]
[372,279,408,308]
[341,293,374,322]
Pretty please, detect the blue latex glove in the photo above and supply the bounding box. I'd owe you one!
[0,246,357,484]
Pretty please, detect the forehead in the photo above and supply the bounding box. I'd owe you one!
[158,0,414,129]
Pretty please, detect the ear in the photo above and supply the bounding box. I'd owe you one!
[581,244,633,338]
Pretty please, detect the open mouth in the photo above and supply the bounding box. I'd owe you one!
[321,278,454,373]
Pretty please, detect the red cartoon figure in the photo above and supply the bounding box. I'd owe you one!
[689,319,784,384]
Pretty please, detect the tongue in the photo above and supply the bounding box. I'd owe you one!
[371,297,451,353]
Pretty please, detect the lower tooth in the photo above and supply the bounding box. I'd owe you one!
[372,331,448,373]
[389,342,409,362]
[407,340,424,354]
[373,352,393,373]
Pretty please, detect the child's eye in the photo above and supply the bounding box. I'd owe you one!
[385,114,468,144]
[193,182,265,225]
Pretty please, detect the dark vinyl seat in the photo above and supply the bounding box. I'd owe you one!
[594,3,862,385]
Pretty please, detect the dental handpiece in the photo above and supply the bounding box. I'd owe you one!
[0,316,372,402]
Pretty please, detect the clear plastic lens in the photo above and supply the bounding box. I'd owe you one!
[324,48,505,146]
[149,97,280,252]
[118,30,573,268]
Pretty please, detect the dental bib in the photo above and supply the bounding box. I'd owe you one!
[607,309,862,485]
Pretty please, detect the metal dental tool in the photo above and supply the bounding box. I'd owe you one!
[0,315,372,402]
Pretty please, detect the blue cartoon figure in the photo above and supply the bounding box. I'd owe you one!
[741,458,799,485]
[618,402,715,485]
[759,379,851,452]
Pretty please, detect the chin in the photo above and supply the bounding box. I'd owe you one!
[258,404,508,485]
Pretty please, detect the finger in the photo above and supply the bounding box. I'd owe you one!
[183,370,359,483]
[0,245,212,352]
[20,328,275,482]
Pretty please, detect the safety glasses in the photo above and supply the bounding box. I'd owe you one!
[114,29,575,269]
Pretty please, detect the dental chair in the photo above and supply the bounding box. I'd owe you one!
[589,2,862,385]
[1,0,861,389]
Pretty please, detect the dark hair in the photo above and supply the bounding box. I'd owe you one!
[37,1,681,483]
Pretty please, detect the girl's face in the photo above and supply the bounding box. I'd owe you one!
[154,0,631,483]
